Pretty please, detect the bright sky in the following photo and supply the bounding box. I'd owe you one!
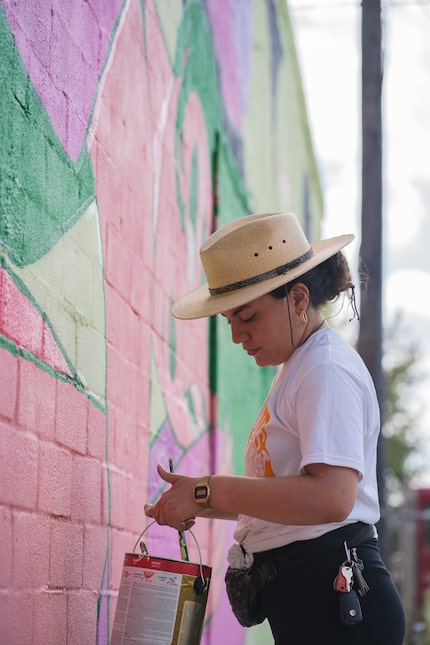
[288,0,430,483]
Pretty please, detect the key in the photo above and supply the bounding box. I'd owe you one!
[351,548,364,571]
[351,561,370,597]
[334,562,353,592]
[333,568,347,592]
[339,590,363,626]
[341,563,354,592]
[350,548,370,597]
[344,540,351,561]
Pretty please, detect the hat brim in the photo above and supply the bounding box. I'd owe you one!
[172,234,355,319]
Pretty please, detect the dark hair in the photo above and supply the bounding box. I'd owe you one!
[270,251,356,308]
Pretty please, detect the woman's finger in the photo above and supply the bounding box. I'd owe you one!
[144,503,153,517]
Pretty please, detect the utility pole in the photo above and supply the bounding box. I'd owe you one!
[359,0,387,559]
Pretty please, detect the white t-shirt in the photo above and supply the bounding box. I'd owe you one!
[234,327,380,553]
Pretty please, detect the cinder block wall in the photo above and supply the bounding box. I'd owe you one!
[0,0,322,643]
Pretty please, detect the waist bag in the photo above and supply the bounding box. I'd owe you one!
[225,522,374,628]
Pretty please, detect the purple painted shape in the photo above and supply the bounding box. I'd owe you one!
[195,519,245,644]
[231,0,253,118]
[207,0,253,129]
[148,418,211,502]
[146,418,211,559]
[1,0,123,160]
[148,419,184,502]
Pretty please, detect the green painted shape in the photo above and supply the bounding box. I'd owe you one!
[218,316,275,475]
[0,6,95,268]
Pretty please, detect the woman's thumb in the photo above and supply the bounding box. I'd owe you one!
[157,463,178,482]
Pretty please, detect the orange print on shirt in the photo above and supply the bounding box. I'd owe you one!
[246,405,276,477]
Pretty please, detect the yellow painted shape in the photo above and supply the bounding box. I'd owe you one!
[154,0,183,65]
[10,200,106,404]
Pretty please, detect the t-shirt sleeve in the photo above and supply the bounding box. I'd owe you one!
[293,363,366,480]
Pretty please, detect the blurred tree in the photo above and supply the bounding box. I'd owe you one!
[359,0,385,553]
[382,313,426,503]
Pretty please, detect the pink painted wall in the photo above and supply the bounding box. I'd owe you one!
[0,0,322,643]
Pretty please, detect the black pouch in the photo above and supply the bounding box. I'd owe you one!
[224,567,265,627]
[225,558,277,627]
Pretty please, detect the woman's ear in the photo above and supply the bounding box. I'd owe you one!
[289,283,309,312]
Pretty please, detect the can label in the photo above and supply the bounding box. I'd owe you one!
[111,553,212,645]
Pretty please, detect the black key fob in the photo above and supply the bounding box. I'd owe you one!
[339,590,363,626]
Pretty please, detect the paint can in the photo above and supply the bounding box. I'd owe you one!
[111,525,212,645]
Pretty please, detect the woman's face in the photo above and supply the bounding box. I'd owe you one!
[221,292,298,367]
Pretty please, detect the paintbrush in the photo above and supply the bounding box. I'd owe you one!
[168,456,189,561]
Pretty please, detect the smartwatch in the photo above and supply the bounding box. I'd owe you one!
[193,475,212,510]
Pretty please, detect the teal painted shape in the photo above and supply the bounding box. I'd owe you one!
[0,6,95,268]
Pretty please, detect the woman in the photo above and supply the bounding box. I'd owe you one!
[145,212,405,644]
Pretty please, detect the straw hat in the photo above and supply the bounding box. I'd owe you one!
[172,212,354,319]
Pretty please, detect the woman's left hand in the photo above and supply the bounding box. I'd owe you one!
[144,464,199,531]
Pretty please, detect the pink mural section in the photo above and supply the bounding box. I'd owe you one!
[0,266,71,375]
[0,345,107,644]
[89,3,155,632]
[0,0,293,643]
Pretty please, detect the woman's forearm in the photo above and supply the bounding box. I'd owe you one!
[207,465,358,525]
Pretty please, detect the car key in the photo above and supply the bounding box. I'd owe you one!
[339,589,363,626]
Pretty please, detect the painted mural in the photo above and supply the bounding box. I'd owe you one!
[0,0,321,643]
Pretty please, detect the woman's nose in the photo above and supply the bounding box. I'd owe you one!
[230,320,249,344]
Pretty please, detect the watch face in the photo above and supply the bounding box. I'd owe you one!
[195,485,209,500]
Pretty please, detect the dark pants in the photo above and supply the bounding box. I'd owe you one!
[254,539,405,644]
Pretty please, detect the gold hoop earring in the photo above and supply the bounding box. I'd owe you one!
[299,310,308,325]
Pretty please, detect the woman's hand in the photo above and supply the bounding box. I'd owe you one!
[144,464,199,531]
